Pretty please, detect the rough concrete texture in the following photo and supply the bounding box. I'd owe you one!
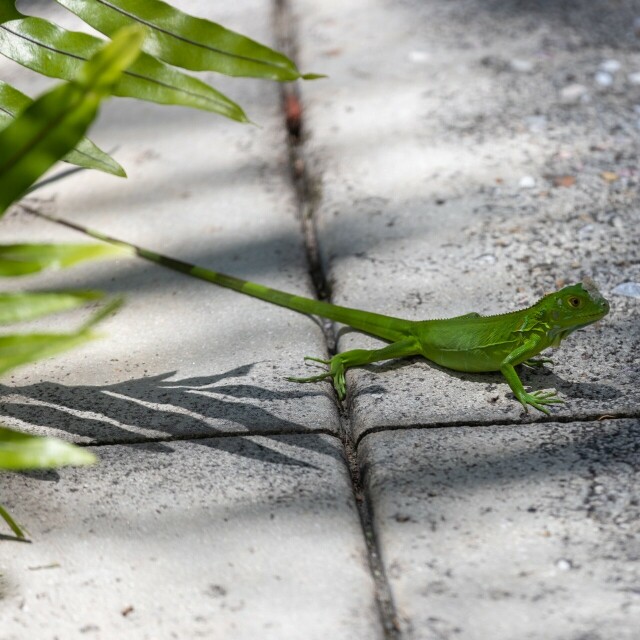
[1,2,380,638]
[296,0,640,437]
[1,0,639,638]
[360,420,640,640]
[0,0,341,442]
[1,435,381,640]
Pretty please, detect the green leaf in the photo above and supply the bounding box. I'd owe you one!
[0,290,117,539]
[0,296,122,377]
[0,26,144,215]
[0,4,20,24]
[55,0,318,81]
[64,136,125,176]
[0,426,96,469]
[0,291,103,325]
[0,424,97,538]
[0,423,96,537]
[0,243,127,277]
[0,331,96,377]
[0,502,25,538]
[0,81,125,177]
[0,16,248,121]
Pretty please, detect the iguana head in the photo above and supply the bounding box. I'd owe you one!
[543,278,610,346]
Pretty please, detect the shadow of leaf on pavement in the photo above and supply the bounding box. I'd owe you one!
[0,363,339,471]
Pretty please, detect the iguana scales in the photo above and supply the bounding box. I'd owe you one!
[28,208,610,414]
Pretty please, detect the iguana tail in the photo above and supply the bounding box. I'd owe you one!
[25,208,412,342]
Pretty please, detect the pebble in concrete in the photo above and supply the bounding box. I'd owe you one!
[360,420,640,639]
[1,435,382,639]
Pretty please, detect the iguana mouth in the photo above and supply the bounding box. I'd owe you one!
[575,311,607,326]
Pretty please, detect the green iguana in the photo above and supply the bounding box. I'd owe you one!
[27,208,610,414]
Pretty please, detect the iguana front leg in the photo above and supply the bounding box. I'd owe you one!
[500,337,563,415]
[288,337,421,400]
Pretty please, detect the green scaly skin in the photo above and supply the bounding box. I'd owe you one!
[27,208,610,414]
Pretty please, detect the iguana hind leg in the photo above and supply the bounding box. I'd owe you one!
[288,338,420,400]
[523,357,554,368]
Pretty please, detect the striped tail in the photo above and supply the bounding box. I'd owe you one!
[26,208,413,342]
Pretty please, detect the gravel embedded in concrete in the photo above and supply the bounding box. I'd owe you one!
[360,420,640,639]
[1,434,382,640]
[295,0,640,437]
[1,0,639,637]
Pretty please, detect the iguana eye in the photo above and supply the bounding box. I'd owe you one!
[568,296,582,308]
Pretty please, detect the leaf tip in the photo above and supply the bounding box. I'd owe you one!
[236,110,252,125]
[105,158,127,178]
[95,162,127,178]
[73,448,98,466]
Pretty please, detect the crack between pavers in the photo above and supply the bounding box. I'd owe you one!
[272,0,334,353]
[273,2,401,638]
[355,411,640,447]
[338,413,403,638]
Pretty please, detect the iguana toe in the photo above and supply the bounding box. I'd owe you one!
[521,389,564,414]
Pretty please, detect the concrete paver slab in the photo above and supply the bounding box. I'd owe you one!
[360,420,640,639]
[1,434,382,640]
[0,0,340,442]
[296,0,640,436]
[2,2,638,638]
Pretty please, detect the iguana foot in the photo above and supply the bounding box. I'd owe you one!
[287,355,347,400]
[523,357,555,368]
[286,370,331,384]
[286,356,331,384]
[519,389,564,415]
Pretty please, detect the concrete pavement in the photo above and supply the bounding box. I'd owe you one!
[1,0,638,638]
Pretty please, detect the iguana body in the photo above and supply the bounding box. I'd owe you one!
[28,209,610,414]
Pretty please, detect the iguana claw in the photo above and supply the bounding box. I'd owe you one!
[520,389,564,415]
[286,356,330,384]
